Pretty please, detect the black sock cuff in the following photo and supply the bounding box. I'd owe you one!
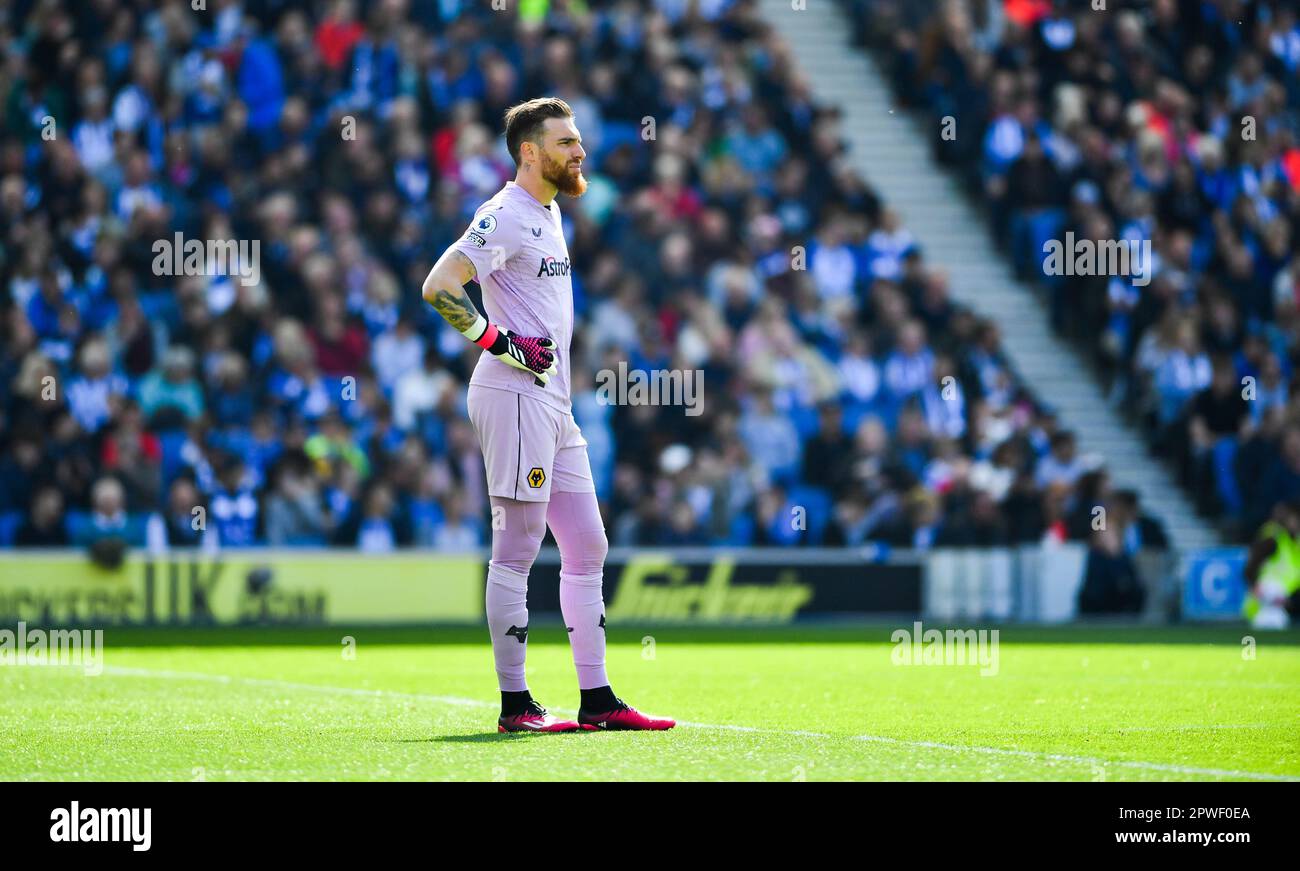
[501,689,534,717]
[580,685,617,712]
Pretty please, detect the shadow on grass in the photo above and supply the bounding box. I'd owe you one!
[392,734,516,744]
[395,733,593,744]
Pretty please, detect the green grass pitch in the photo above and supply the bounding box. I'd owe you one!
[2,625,1298,781]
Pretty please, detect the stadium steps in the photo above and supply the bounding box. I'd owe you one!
[758,0,1221,552]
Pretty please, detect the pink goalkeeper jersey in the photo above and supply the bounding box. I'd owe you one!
[451,181,574,413]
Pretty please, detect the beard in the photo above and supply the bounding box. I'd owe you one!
[540,150,588,197]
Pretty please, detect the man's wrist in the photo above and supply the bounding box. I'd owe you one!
[461,315,499,350]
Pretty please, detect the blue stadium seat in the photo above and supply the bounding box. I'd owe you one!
[841,400,879,436]
[725,513,756,546]
[593,121,643,166]
[0,511,23,546]
[210,428,252,457]
[157,429,191,484]
[320,376,346,411]
[789,404,822,441]
[64,510,92,545]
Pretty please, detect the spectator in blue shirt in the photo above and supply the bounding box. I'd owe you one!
[209,456,261,547]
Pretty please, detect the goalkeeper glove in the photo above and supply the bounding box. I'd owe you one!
[462,315,558,386]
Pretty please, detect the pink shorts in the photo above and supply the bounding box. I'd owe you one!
[467,385,595,503]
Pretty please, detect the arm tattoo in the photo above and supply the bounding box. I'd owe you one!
[431,287,479,332]
[425,250,481,332]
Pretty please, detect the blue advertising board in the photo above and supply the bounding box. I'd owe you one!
[1183,548,1247,621]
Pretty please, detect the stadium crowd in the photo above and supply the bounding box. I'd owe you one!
[1,0,1165,570]
[850,0,1300,540]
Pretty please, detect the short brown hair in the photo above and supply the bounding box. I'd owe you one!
[503,97,574,166]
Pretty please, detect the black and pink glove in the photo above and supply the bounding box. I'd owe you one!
[462,316,558,386]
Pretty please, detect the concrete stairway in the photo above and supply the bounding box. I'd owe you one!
[755,0,1219,551]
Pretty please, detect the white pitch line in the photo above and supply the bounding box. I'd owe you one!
[101,666,1299,782]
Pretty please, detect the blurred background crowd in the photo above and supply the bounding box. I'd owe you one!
[1,0,1180,568]
[850,0,1300,540]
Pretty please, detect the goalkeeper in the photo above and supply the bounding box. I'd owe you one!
[421,98,674,733]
